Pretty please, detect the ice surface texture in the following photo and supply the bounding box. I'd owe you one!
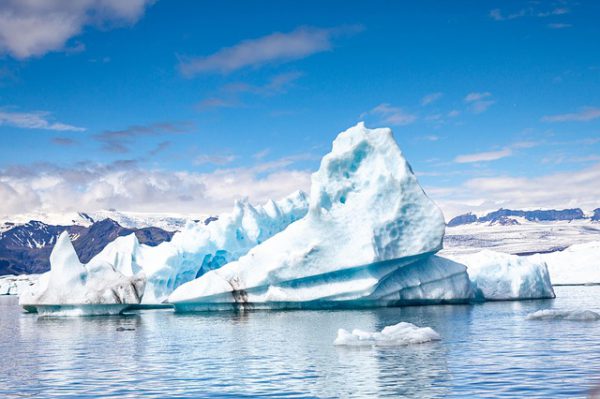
[168,123,452,308]
[334,322,441,346]
[529,241,600,285]
[448,250,556,300]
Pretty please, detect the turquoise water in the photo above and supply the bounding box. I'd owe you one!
[2,286,600,398]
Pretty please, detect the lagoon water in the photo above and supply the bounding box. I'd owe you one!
[2,286,600,398]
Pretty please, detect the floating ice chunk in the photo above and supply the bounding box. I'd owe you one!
[526,309,600,321]
[529,241,600,285]
[0,274,39,296]
[334,322,441,346]
[448,250,555,300]
[19,232,145,309]
[169,123,449,309]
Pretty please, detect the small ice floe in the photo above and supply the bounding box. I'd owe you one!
[333,322,441,346]
[526,309,600,321]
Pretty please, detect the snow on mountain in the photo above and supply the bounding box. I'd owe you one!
[442,219,600,256]
[1,210,201,231]
[0,218,174,276]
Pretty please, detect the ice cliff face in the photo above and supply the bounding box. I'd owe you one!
[168,123,451,309]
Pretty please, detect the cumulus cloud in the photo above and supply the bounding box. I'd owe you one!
[0,159,312,217]
[364,103,417,126]
[428,163,600,219]
[0,0,154,59]
[541,107,600,122]
[0,109,85,131]
[179,25,363,76]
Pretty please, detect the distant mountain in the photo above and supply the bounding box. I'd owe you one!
[448,208,591,227]
[593,208,600,222]
[0,218,175,276]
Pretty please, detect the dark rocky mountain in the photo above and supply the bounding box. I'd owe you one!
[0,219,174,276]
[448,208,590,227]
[592,208,600,222]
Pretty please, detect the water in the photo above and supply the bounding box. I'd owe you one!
[2,286,600,398]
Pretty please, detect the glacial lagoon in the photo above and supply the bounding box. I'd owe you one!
[3,286,600,398]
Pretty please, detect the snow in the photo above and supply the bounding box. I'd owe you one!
[19,232,145,308]
[526,309,600,321]
[528,241,600,285]
[448,250,555,300]
[443,219,600,256]
[334,322,441,346]
[168,123,451,309]
[0,274,39,296]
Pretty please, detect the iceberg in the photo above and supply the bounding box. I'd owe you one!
[528,241,600,285]
[168,123,462,310]
[19,232,145,314]
[448,250,555,300]
[24,190,309,306]
[0,274,39,296]
[334,322,441,346]
[526,309,600,321]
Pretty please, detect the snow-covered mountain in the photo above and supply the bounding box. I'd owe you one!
[1,210,205,231]
[443,210,600,256]
[0,218,176,275]
[447,208,595,227]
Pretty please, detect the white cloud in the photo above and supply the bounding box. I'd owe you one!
[0,159,312,217]
[193,154,236,166]
[490,6,570,21]
[0,109,85,131]
[454,148,512,163]
[366,103,417,126]
[464,92,495,113]
[428,163,600,219]
[464,92,491,102]
[541,107,600,122]
[179,25,362,76]
[421,92,443,106]
[0,0,153,59]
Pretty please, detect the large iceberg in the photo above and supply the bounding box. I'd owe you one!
[21,191,309,306]
[168,123,471,310]
[448,250,556,300]
[19,232,145,314]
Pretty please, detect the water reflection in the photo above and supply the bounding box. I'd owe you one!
[1,287,600,397]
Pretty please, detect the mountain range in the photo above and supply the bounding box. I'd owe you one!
[447,208,600,227]
[1,207,598,276]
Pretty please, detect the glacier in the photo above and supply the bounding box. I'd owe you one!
[334,322,441,346]
[19,232,145,314]
[528,241,600,285]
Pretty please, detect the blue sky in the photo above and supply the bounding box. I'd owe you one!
[0,0,599,218]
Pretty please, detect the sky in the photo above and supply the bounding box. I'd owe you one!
[0,0,599,219]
